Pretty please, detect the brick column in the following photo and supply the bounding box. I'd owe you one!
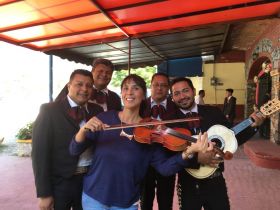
[270,71,280,145]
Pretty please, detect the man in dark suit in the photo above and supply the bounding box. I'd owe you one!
[170,77,264,210]
[55,58,122,111]
[223,88,236,127]
[141,73,178,210]
[32,69,103,210]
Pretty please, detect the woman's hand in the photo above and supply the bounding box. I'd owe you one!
[84,116,108,132]
[182,132,213,160]
[75,117,108,143]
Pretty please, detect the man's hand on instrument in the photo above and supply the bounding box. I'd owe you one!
[182,132,214,160]
[250,112,265,127]
[198,151,223,167]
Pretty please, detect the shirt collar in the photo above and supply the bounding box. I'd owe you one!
[93,85,109,95]
[150,98,167,109]
[180,103,198,115]
[67,95,88,112]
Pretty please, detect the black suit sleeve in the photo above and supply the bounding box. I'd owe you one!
[32,104,53,197]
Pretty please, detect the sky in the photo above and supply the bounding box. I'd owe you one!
[0,41,90,141]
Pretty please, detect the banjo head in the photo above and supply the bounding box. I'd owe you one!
[207,124,238,154]
[185,124,238,179]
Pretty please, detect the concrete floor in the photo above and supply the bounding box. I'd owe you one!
[0,144,280,210]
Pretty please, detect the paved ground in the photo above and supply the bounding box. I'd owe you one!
[0,142,280,210]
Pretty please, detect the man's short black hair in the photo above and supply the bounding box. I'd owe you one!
[151,72,169,85]
[198,90,205,95]
[170,77,195,93]
[69,69,93,82]
[226,88,233,94]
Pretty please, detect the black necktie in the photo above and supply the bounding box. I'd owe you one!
[91,89,107,104]
[151,105,166,119]
[185,112,201,135]
[68,106,87,124]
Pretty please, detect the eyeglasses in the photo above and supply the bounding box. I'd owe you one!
[152,83,169,88]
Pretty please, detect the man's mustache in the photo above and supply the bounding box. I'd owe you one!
[178,97,191,103]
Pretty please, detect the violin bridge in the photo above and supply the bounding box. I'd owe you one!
[120,129,134,140]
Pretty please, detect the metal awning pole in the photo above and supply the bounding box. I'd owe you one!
[49,55,53,102]
[128,38,131,75]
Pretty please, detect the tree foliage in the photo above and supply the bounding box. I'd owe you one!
[111,66,156,88]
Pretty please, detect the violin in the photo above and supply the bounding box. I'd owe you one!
[133,118,191,151]
[133,118,232,160]
[85,117,232,160]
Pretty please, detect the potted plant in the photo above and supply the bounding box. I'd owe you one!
[16,122,33,156]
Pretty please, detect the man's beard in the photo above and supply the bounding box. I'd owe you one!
[177,97,194,110]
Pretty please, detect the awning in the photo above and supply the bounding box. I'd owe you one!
[0,0,279,70]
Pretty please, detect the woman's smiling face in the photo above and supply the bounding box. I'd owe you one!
[121,78,145,110]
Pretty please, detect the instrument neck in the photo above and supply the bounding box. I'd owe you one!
[165,127,224,157]
[165,128,197,143]
[231,118,253,135]
[231,110,263,135]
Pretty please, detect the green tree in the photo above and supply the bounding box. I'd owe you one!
[111,66,156,88]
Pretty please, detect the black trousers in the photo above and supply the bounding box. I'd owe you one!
[52,174,84,210]
[177,171,230,210]
[140,166,175,210]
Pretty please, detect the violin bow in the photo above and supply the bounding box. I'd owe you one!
[85,117,200,131]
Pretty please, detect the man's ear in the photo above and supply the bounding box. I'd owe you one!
[67,82,70,91]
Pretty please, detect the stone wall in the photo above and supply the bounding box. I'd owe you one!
[245,19,280,144]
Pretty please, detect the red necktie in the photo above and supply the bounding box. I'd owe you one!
[91,89,106,104]
[68,106,86,124]
[151,105,166,119]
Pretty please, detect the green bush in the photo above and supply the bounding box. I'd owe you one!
[16,122,34,140]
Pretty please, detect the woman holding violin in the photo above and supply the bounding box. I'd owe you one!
[69,74,213,210]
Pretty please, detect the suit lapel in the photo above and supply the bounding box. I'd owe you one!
[60,98,80,129]
[162,97,177,120]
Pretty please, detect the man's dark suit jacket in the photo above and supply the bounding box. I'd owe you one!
[32,98,103,197]
[223,96,236,124]
[55,84,122,111]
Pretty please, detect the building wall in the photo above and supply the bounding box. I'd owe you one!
[202,63,246,105]
[192,62,245,123]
